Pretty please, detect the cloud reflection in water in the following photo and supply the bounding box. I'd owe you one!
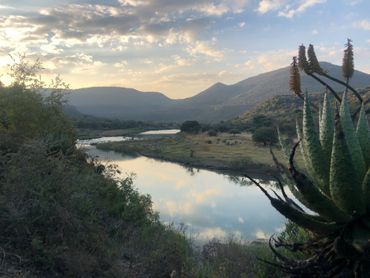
[87,146,287,242]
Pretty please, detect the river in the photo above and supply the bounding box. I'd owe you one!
[78,132,288,242]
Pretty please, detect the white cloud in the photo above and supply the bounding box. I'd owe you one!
[239,21,246,27]
[254,229,269,239]
[256,0,326,17]
[197,227,227,240]
[187,41,224,60]
[278,0,327,18]
[257,0,285,14]
[0,5,14,9]
[355,19,370,30]
[243,49,296,72]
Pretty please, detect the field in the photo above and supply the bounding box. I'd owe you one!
[97,132,298,175]
[76,127,146,139]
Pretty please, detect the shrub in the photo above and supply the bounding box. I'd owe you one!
[207,129,218,136]
[252,127,278,146]
[180,120,201,134]
[0,82,190,276]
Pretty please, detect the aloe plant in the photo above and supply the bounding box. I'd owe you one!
[248,41,370,276]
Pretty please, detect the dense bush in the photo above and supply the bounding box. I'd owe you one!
[180,120,201,134]
[0,86,191,277]
[252,127,278,146]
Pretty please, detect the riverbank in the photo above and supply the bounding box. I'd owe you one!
[76,127,146,139]
[97,132,289,176]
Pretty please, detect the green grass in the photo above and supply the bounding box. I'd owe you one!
[97,132,298,175]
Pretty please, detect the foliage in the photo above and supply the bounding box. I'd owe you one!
[252,127,278,146]
[207,129,218,136]
[249,40,370,276]
[0,59,191,276]
[73,114,178,131]
[189,239,283,278]
[180,120,201,134]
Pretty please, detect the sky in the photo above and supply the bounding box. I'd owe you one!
[0,0,370,99]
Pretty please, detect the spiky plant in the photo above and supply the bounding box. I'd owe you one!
[247,41,370,277]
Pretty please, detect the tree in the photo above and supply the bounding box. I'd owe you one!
[180,120,201,134]
[251,114,273,130]
[252,127,277,146]
[248,40,370,276]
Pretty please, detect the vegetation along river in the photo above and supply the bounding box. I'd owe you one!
[78,131,288,242]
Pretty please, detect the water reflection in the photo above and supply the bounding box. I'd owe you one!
[85,146,287,242]
[139,129,180,135]
[77,136,133,145]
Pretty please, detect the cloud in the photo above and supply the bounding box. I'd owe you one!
[0,1,230,54]
[254,229,269,239]
[197,227,227,240]
[278,0,326,18]
[243,49,296,72]
[257,0,285,14]
[0,5,14,10]
[191,187,223,204]
[256,0,326,17]
[187,41,224,60]
[355,19,370,30]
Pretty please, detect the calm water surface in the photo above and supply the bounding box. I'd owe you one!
[80,135,288,242]
[139,129,180,135]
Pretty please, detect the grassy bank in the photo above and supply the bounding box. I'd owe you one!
[76,127,146,139]
[97,132,291,176]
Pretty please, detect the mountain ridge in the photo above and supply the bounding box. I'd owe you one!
[66,62,370,122]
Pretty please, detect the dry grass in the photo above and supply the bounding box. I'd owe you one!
[98,132,301,175]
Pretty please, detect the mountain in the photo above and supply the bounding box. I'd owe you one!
[232,87,370,136]
[66,87,175,120]
[66,62,370,122]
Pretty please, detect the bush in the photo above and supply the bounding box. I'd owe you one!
[0,86,191,277]
[180,120,201,134]
[207,129,218,136]
[252,127,278,146]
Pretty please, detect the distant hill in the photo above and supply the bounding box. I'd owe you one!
[66,62,370,122]
[66,87,175,119]
[233,88,370,135]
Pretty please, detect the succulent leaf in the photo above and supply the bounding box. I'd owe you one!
[319,93,334,163]
[277,128,290,160]
[356,104,370,166]
[269,197,339,234]
[330,119,365,215]
[291,170,350,222]
[339,92,366,180]
[363,167,370,211]
[302,93,329,194]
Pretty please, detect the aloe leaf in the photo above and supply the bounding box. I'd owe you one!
[292,170,350,223]
[363,167,370,212]
[319,93,334,163]
[330,120,365,215]
[340,92,366,180]
[277,127,290,161]
[296,120,315,177]
[269,197,339,234]
[302,93,329,194]
[356,104,370,166]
